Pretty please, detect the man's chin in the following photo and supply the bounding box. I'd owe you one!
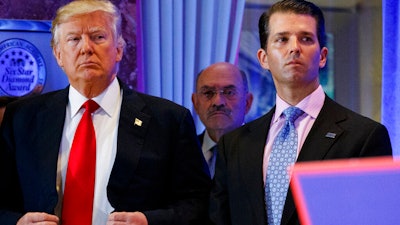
[206,117,231,127]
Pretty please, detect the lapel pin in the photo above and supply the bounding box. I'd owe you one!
[134,118,143,127]
[325,132,336,139]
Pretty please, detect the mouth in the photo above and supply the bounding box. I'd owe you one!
[79,61,99,68]
[208,110,230,117]
[286,60,302,66]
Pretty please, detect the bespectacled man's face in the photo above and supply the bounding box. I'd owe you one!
[192,64,252,135]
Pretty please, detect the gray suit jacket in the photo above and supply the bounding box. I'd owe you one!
[0,80,211,225]
[210,95,392,225]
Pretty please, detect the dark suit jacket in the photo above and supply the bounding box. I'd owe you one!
[198,132,205,145]
[210,96,392,225]
[0,81,211,225]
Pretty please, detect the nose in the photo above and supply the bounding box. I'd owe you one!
[80,36,94,55]
[289,38,300,55]
[212,91,227,106]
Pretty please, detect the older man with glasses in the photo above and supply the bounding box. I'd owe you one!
[192,62,253,178]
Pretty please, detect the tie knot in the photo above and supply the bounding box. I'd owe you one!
[283,106,304,123]
[83,99,99,114]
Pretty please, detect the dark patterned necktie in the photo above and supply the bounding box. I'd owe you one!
[207,145,217,178]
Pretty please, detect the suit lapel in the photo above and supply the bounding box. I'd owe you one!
[297,96,346,162]
[33,88,68,211]
[239,110,274,223]
[36,89,69,158]
[198,132,205,146]
[240,113,271,189]
[108,84,151,194]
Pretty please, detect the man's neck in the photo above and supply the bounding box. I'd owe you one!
[207,129,226,143]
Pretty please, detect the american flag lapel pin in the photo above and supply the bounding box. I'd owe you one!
[134,118,143,127]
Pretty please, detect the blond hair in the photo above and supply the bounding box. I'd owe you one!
[51,0,126,49]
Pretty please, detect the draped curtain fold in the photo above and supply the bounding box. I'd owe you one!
[382,0,400,156]
[136,0,245,132]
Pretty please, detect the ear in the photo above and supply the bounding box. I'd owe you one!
[191,93,199,113]
[53,46,63,67]
[245,92,254,115]
[116,43,124,62]
[319,47,328,69]
[257,48,270,70]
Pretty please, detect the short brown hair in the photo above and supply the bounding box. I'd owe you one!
[258,0,326,50]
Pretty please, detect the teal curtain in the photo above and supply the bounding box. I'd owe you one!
[136,0,245,133]
[382,0,400,156]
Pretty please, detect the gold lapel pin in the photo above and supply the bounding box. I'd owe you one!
[134,118,143,127]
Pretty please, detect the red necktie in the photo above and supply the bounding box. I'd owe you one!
[62,99,99,225]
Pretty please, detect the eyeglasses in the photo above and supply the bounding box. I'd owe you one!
[198,88,239,100]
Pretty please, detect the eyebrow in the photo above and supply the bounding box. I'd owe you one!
[200,85,237,90]
[88,26,107,33]
[274,31,316,37]
[273,31,290,37]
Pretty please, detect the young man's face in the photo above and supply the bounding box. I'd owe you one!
[258,12,328,91]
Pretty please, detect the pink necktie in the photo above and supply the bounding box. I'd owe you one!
[62,99,99,225]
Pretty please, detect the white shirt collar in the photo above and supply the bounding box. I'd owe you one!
[202,130,217,154]
[68,78,121,118]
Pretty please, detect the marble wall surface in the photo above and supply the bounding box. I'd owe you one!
[0,0,138,90]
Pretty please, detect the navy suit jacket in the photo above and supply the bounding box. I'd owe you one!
[198,132,205,145]
[0,81,211,225]
[210,96,392,225]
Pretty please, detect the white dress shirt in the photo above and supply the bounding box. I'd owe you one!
[58,78,122,224]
